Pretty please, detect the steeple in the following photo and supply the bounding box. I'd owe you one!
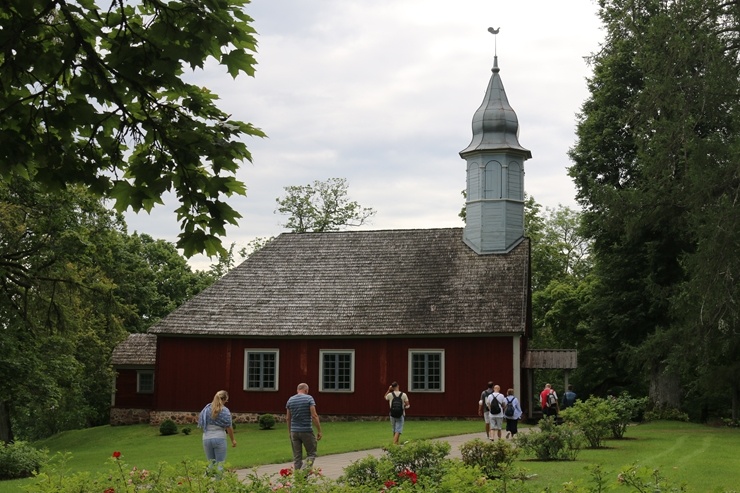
[460,28,531,255]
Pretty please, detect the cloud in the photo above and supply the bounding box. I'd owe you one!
[124,0,604,270]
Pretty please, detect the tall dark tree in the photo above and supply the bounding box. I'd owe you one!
[569,0,740,413]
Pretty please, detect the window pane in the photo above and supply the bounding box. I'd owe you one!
[411,352,442,391]
[246,351,277,390]
[322,352,353,391]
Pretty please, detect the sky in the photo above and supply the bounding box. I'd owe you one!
[123,0,605,270]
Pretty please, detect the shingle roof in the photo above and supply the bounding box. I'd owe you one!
[149,228,530,337]
[111,333,157,366]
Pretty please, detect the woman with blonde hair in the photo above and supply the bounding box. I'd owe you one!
[198,390,237,467]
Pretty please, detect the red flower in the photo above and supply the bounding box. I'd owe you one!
[398,468,418,484]
[112,451,121,459]
[279,468,292,477]
[384,480,397,488]
[104,489,115,493]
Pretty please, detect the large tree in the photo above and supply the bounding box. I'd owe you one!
[0,0,264,257]
[569,0,740,414]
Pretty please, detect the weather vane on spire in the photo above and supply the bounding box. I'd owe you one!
[487,27,500,56]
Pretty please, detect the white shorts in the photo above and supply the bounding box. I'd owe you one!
[490,417,504,430]
[483,411,491,424]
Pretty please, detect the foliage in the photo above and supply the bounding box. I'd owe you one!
[568,0,740,418]
[276,178,376,233]
[560,397,617,448]
[158,420,178,436]
[459,438,521,479]
[258,414,276,430]
[0,441,47,480]
[181,427,192,436]
[643,406,689,423]
[617,463,688,492]
[382,439,450,479]
[514,416,583,461]
[608,392,649,439]
[0,0,265,257]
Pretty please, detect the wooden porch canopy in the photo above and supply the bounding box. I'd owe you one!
[522,349,578,419]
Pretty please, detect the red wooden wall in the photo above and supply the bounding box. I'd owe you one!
[154,335,519,419]
[113,369,155,409]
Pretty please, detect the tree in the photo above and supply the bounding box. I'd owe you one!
[276,178,376,233]
[568,0,740,412]
[0,0,264,257]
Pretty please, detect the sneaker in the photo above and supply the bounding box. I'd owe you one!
[506,432,511,439]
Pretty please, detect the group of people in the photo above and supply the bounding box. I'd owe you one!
[477,382,523,440]
[196,381,577,474]
[478,382,578,439]
[196,381,409,473]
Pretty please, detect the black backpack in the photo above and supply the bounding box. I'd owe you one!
[504,396,515,417]
[489,394,502,414]
[390,392,404,418]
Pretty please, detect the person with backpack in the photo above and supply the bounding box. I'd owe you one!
[503,388,522,439]
[540,383,559,418]
[485,384,506,440]
[477,381,494,439]
[384,381,410,445]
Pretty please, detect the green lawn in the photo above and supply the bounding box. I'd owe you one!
[1,420,739,492]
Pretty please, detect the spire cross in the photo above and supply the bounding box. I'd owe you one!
[487,27,500,56]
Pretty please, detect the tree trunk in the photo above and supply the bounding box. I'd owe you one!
[0,399,14,444]
[649,366,681,409]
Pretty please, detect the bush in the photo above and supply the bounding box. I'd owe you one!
[0,441,48,480]
[560,396,616,448]
[515,416,583,461]
[159,419,178,436]
[181,426,192,435]
[258,413,276,430]
[608,391,649,438]
[459,438,520,479]
[644,404,690,423]
[383,439,450,479]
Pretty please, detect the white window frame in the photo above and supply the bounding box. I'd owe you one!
[319,349,355,392]
[136,370,155,394]
[408,349,445,392]
[244,349,280,391]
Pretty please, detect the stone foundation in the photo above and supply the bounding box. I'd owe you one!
[111,407,391,426]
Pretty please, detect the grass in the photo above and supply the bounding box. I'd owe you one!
[1,420,739,492]
[0,419,484,493]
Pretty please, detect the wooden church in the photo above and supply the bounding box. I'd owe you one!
[111,39,567,426]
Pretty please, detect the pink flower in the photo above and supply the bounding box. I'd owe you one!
[112,451,121,459]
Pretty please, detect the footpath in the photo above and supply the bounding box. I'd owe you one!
[235,431,493,482]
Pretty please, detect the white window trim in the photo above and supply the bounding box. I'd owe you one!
[408,349,445,392]
[243,349,280,392]
[136,370,154,394]
[319,349,355,393]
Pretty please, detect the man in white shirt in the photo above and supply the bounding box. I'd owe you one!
[485,384,506,440]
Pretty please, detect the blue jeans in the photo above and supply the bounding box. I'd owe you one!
[390,416,405,434]
[290,431,317,470]
[203,437,227,464]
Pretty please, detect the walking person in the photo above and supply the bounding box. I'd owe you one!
[478,381,494,439]
[485,384,506,440]
[197,390,237,472]
[540,383,559,419]
[286,383,322,470]
[503,388,523,439]
[384,381,410,445]
[561,384,577,410]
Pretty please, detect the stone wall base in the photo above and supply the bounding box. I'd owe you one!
[111,408,392,426]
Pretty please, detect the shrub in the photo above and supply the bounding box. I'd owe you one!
[459,438,519,479]
[159,419,178,436]
[644,405,690,423]
[383,439,450,479]
[515,416,583,460]
[181,426,192,435]
[258,413,276,430]
[560,396,616,448]
[340,454,394,488]
[0,441,48,480]
[608,391,649,438]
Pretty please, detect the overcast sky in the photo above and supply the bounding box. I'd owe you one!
[124,0,605,270]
